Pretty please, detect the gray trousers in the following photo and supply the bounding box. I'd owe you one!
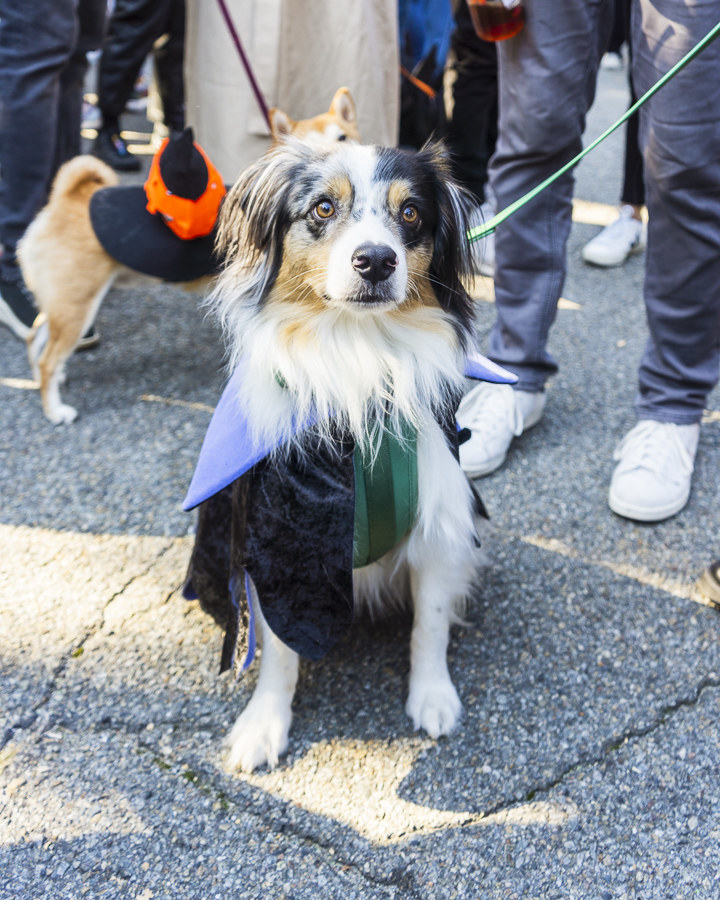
[487,0,720,424]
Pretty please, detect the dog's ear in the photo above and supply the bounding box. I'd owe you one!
[329,87,357,128]
[214,141,309,298]
[268,106,296,142]
[418,141,477,339]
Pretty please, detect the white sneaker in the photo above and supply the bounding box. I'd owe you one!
[469,201,495,277]
[457,382,546,477]
[608,420,699,522]
[601,51,623,70]
[582,205,646,268]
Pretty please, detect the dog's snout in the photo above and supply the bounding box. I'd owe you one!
[351,243,398,285]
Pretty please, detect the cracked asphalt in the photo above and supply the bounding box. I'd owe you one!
[1,67,719,899]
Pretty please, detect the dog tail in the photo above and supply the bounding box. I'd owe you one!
[48,154,119,202]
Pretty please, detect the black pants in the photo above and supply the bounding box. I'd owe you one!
[608,0,644,206]
[444,0,498,205]
[98,0,185,132]
[0,0,105,274]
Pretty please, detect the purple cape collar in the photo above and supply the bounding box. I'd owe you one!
[183,350,517,511]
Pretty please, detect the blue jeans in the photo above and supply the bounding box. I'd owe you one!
[0,0,103,277]
[486,0,720,423]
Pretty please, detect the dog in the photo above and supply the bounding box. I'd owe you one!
[181,137,515,774]
[268,85,360,146]
[18,88,360,425]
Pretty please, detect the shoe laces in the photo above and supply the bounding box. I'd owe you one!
[613,420,694,480]
[457,382,523,439]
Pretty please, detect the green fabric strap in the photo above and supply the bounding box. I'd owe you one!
[353,419,418,568]
[468,20,720,243]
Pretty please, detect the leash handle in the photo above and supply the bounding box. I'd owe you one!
[469,19,720,242]
[214,0,272,130]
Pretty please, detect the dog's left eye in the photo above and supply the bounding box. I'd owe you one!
[402,204,419,225]
[313,199,336,220]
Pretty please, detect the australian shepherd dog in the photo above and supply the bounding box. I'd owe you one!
[197,137,485,773]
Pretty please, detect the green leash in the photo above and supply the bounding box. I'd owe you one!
[468,20,720,243]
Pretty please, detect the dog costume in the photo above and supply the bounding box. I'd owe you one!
[182,352,517,674]
[89,127,226,281]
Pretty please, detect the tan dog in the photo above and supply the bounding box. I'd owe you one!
[19,88,359,425]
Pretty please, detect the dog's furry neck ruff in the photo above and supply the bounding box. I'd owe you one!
[218,292,467,451]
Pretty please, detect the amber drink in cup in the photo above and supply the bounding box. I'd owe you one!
[467,0,525,41]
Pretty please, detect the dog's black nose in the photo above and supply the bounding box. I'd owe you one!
[351,243,398,285]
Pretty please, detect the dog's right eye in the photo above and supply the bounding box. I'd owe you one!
[313,199,336,220]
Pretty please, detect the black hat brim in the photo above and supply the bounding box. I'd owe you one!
[89,186,222,282]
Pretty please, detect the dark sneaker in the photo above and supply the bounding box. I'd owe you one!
[0,276,38,340]
[93,127,141,172]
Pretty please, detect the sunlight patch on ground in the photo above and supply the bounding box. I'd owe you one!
[80,128,154,155]
[0,376,38,390]
[520,533,710,604]
[139,394,214,413]
[572,198,620,227]
[572,198,648,227]
[245,737,577,844]
[469,276,581,310]
[0,775,152,846]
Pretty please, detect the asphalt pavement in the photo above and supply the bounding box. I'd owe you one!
[1,65,719,900]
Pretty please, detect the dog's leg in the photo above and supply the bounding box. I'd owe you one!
[34,275,115,425]
[405,559,464,738]
[405,419,478,738]
[36,317,83,425]
[223,584,299,774]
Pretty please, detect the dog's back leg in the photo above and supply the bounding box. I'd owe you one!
[223,580,299,774]
[31,275,115,424]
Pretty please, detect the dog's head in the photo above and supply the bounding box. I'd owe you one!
[214,139,477,342]
[212,140,480,441]
[268,87,361,146]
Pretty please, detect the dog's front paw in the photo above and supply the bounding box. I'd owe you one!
[47,403,78,425]
[222,696,292,774]
[406,677,462,738]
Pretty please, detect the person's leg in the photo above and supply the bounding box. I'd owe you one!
[54,48,88,174]
[606,0,625,55]
[633,0,720,423]
[152,0,185,134]
[55,0,105,172]
[458,0,613,477]
[95,0,175,169]
[619,0,644,222]
[620,82,644,208]
[97,0,175,126]
[445,0,497,205]
[0,0,77,275]
[488,0,613,391]
[582,0,645,271]
[0,0,78,337]
[609,0,720,521]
